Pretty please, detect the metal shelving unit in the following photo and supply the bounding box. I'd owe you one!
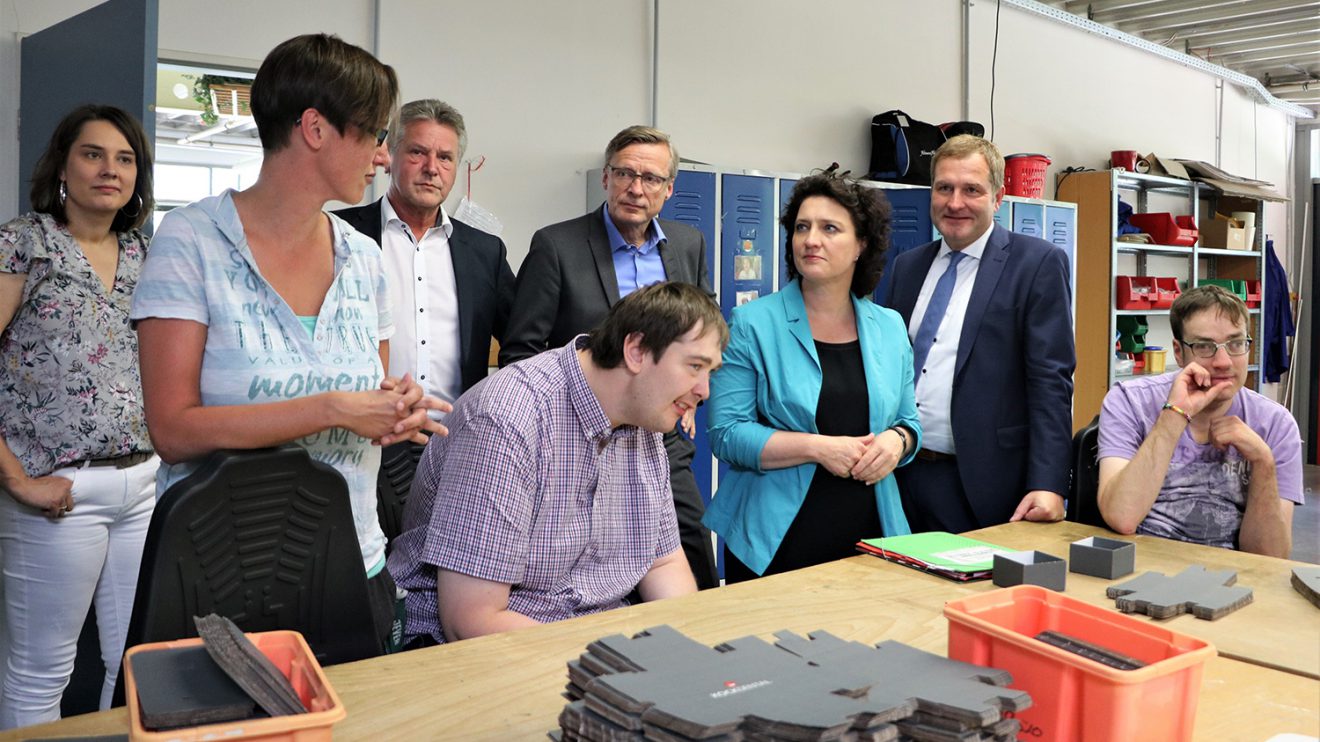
[1059,169,1267,431]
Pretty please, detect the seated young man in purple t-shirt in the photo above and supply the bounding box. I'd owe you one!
[1097,285,1301,558]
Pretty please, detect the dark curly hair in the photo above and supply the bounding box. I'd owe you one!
[779,173,891,297]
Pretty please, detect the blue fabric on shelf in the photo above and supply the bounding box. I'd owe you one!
[1263,238,1294,383]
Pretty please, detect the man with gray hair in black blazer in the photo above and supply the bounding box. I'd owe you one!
[500,125,718,590]
[336,99,515,499]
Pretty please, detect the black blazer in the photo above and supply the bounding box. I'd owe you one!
[499,205,713,366]
[884,224,1075,526]
[334,198,515,393]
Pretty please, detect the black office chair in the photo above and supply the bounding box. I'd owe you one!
[1066,415,1107,528]
[122,446,381,670]
[377,440,425,549]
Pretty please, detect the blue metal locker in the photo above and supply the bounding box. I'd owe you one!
[994,199,1013,230]
[778,178,798,291]
[720,174,776,318]
[660,170,718,291]
[1045,203,1076,276]
[875,187,932,303]
[1012,201,1045,238]
[659,170,718,508]
[1045,202,1078,321]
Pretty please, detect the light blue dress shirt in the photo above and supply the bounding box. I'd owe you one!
[603,208,668,297]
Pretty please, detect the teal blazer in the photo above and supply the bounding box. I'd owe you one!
[702,279,919,575]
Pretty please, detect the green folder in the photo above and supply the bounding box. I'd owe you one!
[857,532,1014,581]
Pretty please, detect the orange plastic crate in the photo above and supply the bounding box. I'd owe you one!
[944,586,1215,742]
[124,630,346,741]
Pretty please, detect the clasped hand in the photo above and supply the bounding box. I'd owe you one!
[340,373,452,446]
[817,429,904,486]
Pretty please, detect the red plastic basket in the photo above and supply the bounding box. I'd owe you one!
[945,586,1215,742]
[1004,154,1051,198]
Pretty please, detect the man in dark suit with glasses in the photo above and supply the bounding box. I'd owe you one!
[500,125,718,590]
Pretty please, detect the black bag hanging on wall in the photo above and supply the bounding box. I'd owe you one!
[868,111,984,185]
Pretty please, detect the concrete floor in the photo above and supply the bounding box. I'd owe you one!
[1292,464,1320,564]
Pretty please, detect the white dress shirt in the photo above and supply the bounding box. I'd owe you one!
[907,226,993,454]
[380,197,462,415]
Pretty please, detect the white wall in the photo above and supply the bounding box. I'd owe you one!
[381,0,652,256]
[657,0,963,174]
[2,0,1302,271]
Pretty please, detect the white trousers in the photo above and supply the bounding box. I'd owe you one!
[0,456,157,729]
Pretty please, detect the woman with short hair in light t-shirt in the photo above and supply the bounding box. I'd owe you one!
[131,34,449,653]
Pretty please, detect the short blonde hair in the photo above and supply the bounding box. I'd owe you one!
[931,135,1005,193]
[604,125,679,179]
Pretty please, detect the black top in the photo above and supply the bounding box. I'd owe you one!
[729,339,879,580]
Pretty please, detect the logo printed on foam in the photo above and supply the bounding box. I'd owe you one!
[708,679,772,699]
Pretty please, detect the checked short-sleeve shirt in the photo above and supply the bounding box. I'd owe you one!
[387,337,679,644]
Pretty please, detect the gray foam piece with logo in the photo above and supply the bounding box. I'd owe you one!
[575,626,1026,741]
[1106,565,1253,620]
[1292,566,1320,610]
[772,631,1028,728]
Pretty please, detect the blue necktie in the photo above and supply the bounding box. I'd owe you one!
[911,251,966,381]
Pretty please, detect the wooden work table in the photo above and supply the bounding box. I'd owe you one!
[966,521,1320,679]
[11,521,1320,741]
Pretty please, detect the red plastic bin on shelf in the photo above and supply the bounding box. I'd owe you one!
[1245,280,1261,308]
[1127,213,1198,247]
[1151,277,1181,309]
[945,585,1215,742]
[1115,275,1157,310]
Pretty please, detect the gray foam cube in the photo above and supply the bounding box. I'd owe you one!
[992,550,1066,592]
[1069,536,1136,579]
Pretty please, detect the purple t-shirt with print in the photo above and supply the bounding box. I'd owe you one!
[1098,372,1303,549]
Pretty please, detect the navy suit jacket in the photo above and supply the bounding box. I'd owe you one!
[334,198,515,393]
[884,224,1075,526]
[498,205,713,366]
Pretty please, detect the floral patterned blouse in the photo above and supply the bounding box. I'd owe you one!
[0,212,151,477]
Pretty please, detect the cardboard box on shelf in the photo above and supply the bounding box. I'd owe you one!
[1199,213,1247,250]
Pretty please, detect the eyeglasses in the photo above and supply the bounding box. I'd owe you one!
[1178,337,1252,358]
[606,165,670,193]
[294,116,389,146]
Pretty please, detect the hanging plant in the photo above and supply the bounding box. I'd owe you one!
[186,74,254,125]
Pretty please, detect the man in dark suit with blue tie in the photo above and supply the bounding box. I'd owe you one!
[883,135,1075,533]
[499,125,718,590]
[336,99,515,498]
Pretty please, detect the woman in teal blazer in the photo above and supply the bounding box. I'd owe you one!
[703,173,920,581]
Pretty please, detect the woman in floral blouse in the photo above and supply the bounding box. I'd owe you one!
[0,105,157,728]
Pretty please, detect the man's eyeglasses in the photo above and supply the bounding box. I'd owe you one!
[1178,337,1252,358]
[606,165,670,192]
